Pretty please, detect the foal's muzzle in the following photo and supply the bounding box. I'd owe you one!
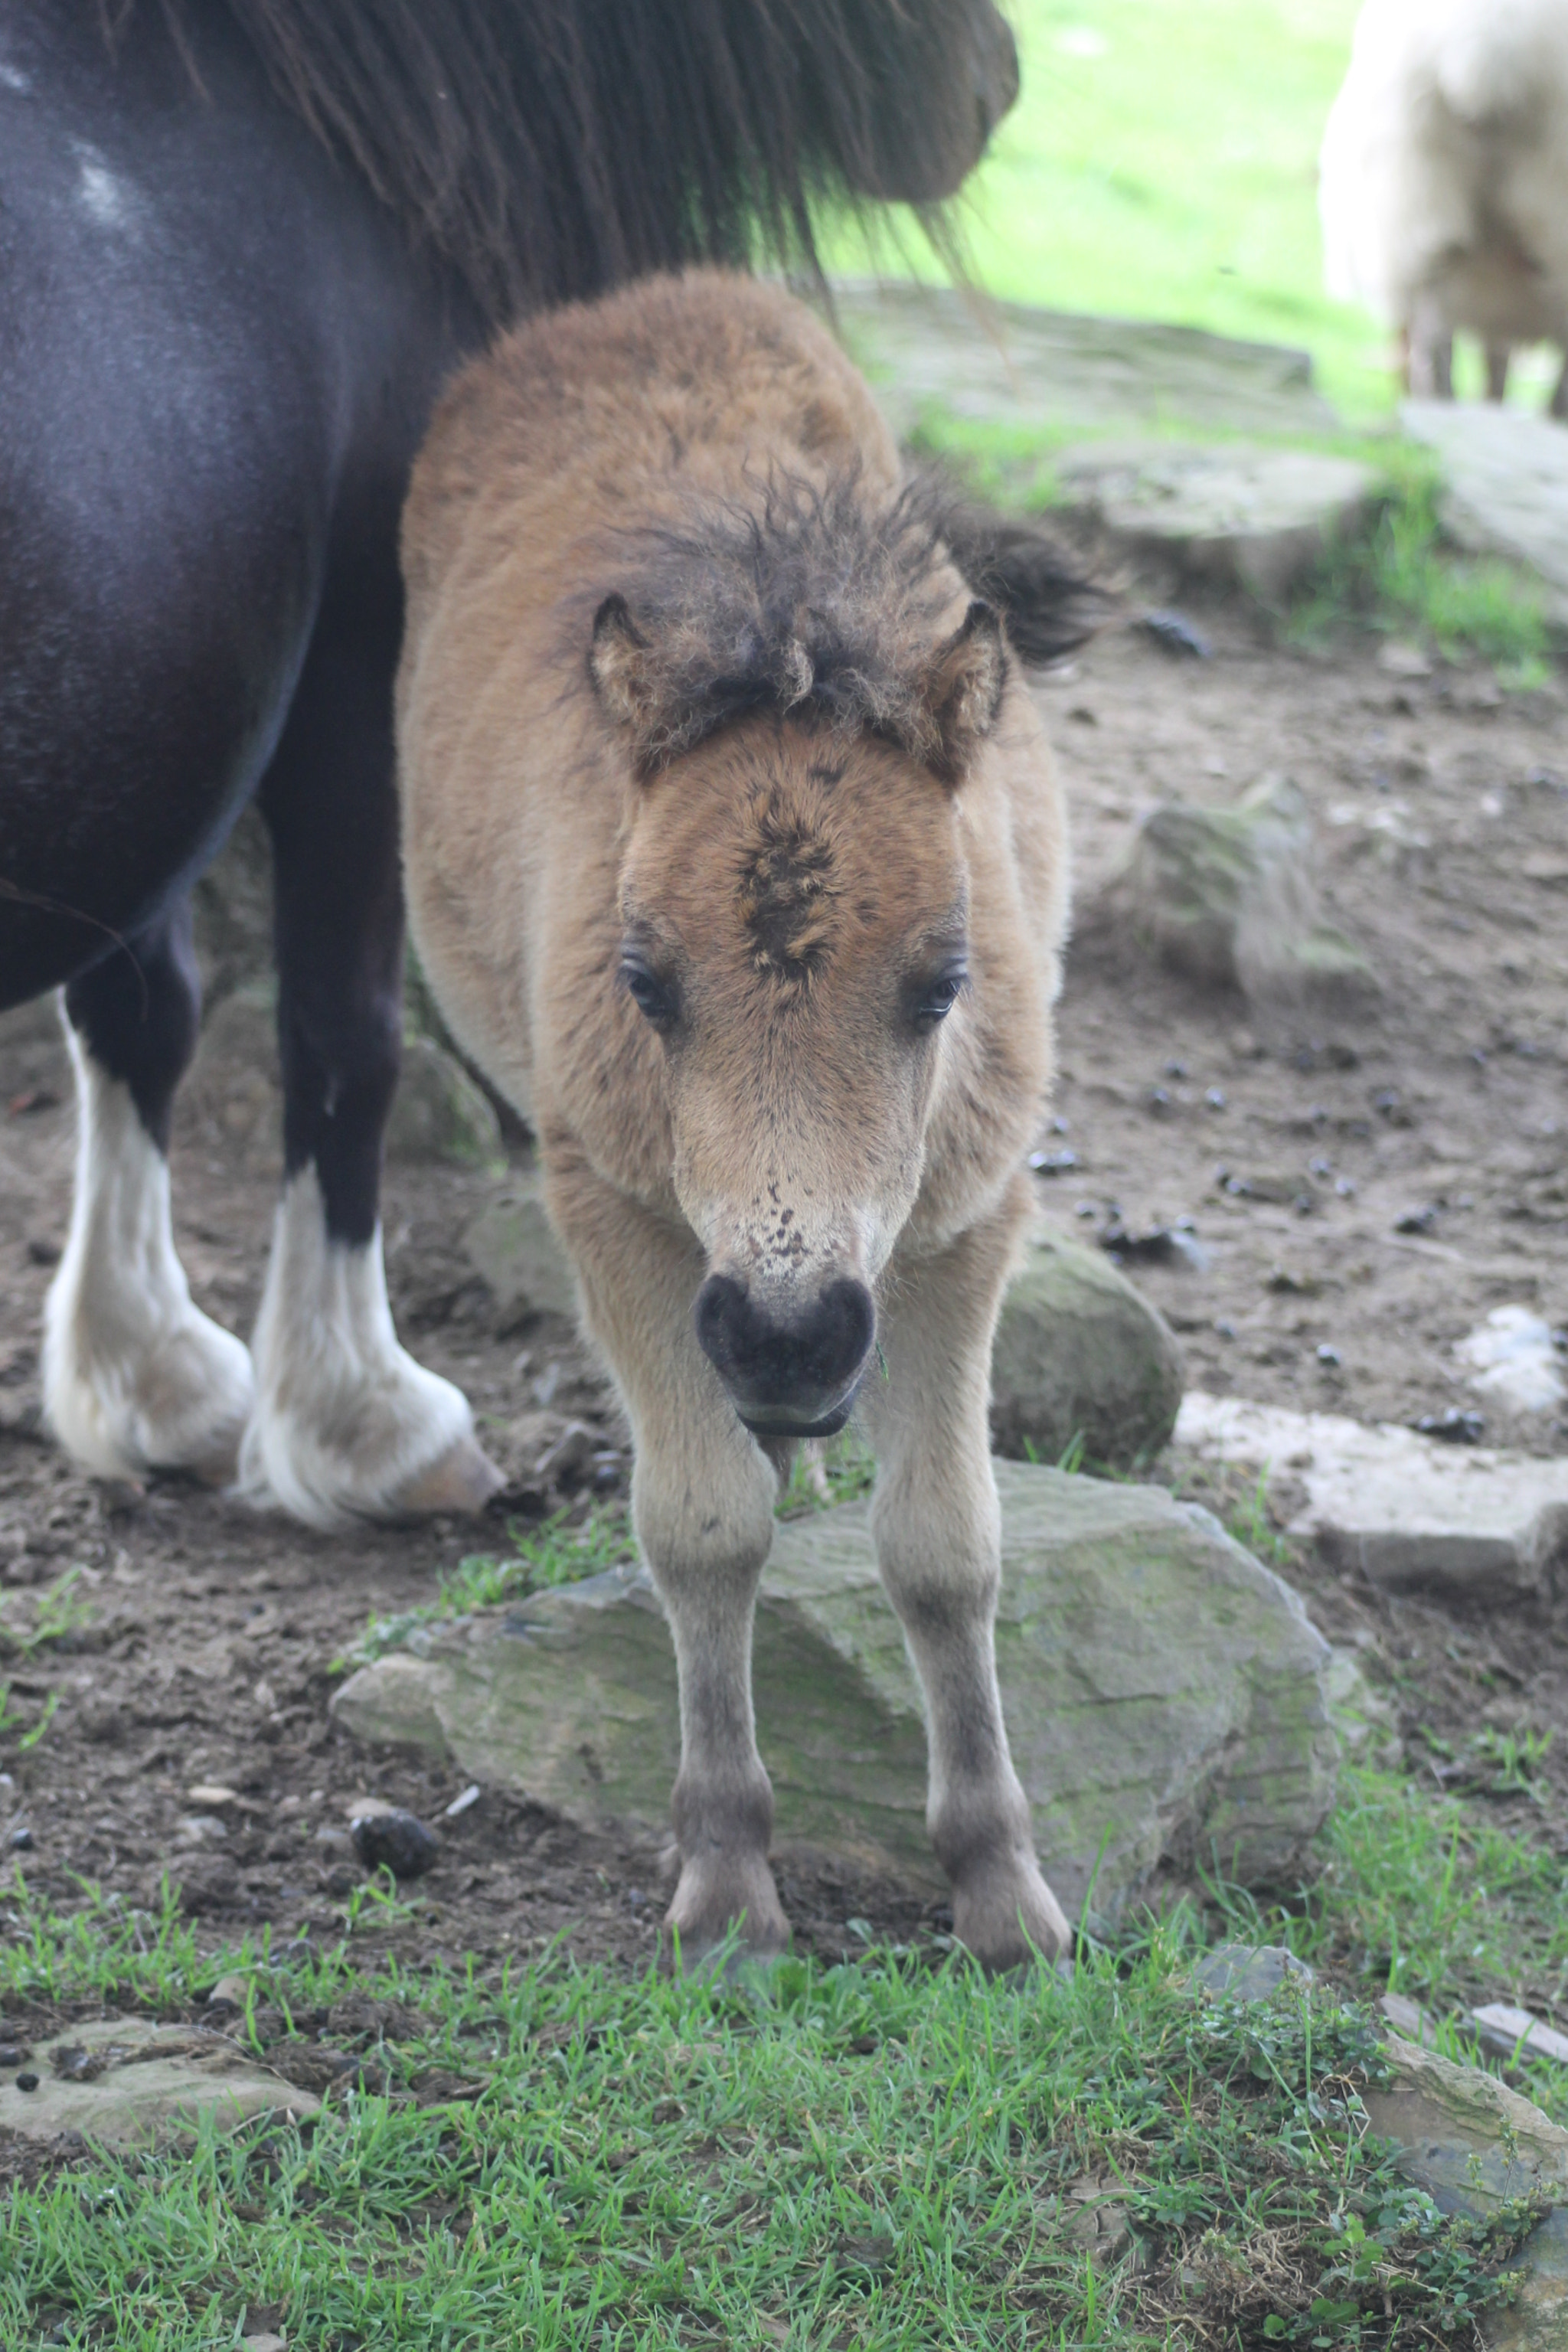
[694,1272,875,1439]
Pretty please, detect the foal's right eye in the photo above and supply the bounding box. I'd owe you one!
[619,958,680,1030]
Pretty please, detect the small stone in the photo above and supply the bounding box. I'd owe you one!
[9,1825,34,1851]
[207,1974,252,2012]
[1377,641,1432,679]
[1457,1307,1566,1416]
[1194,1943,1314,2001]
[1393,1206,1437,1235]
[351,1808,439,1880]
[1094,773,1374,1008]
[443,1783,482,1818]
[991,1220,1184,1471]
[15,2073,39,2092]
[1315,1344,1341,1367]
[0,2043,27,2069]
[1416,1408,1486,1446]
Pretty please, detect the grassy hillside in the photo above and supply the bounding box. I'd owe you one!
[831,0,1557,424]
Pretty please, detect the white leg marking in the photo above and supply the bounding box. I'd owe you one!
[43,1023,255,1483]
[237,1165,497,1529]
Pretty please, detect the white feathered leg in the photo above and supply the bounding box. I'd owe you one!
[237,1164,502,1528]
[43,1022,255,1484]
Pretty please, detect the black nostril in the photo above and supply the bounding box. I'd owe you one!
[694,1272,751,1383]
[811,1279,876,1387]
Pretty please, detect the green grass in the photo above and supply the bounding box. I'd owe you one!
[1287,453,1552,671]
[0,1884,1547,2350]
[831,0,1383,419]
[831,0,1567,426]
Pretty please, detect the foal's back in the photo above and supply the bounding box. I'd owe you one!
[402,272,898,634]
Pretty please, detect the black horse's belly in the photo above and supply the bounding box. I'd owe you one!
[0,4,451,1007]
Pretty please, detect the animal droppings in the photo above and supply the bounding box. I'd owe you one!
[351,1808,439,1880]
[1138,609,1213,658]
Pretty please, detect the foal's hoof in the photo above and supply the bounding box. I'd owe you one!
[397,1432,506,1516]
[663,1860,791,1973]
[952,1859,1072,1973]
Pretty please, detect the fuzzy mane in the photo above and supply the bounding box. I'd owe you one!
[136,0,1008,323]
[586,472,1105,773]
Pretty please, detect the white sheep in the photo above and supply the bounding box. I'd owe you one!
[1320,0,1568,411]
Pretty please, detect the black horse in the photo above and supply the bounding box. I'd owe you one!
[0,0,1020,1524]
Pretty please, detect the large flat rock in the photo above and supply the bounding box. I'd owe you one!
[0,2017,319,2150]
[1055,443,1376,601]
[833,283,1341,443]
[1175,1392,1568,1607]
[333,1462,1336,1919]
[1403,401,1568,625]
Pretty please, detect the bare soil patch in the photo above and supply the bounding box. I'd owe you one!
[2,600,1566,1970]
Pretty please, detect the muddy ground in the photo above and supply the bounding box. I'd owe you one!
[2,597,1566,1991]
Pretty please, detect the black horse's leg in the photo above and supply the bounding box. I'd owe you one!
[239,610,501,1526]
[43,899,255,1482]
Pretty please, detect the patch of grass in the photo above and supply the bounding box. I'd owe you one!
[776,1431,879,1519]
[1289,455,1551,669]
[0,1566,95,1664]
[828,0,1395,420]
[335,1506,637,1671]
[1207,1759,1568,2127]
[0,1886,1544,2350]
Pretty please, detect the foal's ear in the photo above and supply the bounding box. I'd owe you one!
[587,594,660,740]
[923,600,1007,783]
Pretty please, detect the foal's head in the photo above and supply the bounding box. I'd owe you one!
[592,577,1007,1439]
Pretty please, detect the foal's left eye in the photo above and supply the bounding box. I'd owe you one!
[913,965,969,1031]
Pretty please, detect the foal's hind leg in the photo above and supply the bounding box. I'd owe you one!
[861,1178,1069,1971]
[44,901,255,1484]
[239,620,501,1528]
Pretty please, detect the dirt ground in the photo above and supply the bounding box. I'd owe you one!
[2,597,1567,1985]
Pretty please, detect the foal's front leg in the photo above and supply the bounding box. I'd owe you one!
[861,1185,1070,1968]
[550,1159,789,1960]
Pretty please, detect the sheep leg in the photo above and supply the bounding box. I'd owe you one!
[859,1174,1070,1970]
[547,1152,789,1964]
[1485,342,1511,402]
[1551,354,1568,420]
[1407,301,1453,400]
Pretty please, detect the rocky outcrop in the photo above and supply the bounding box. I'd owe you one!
[1054,442,1376,602]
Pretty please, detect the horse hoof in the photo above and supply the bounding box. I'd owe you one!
[397,1433,506,1516]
